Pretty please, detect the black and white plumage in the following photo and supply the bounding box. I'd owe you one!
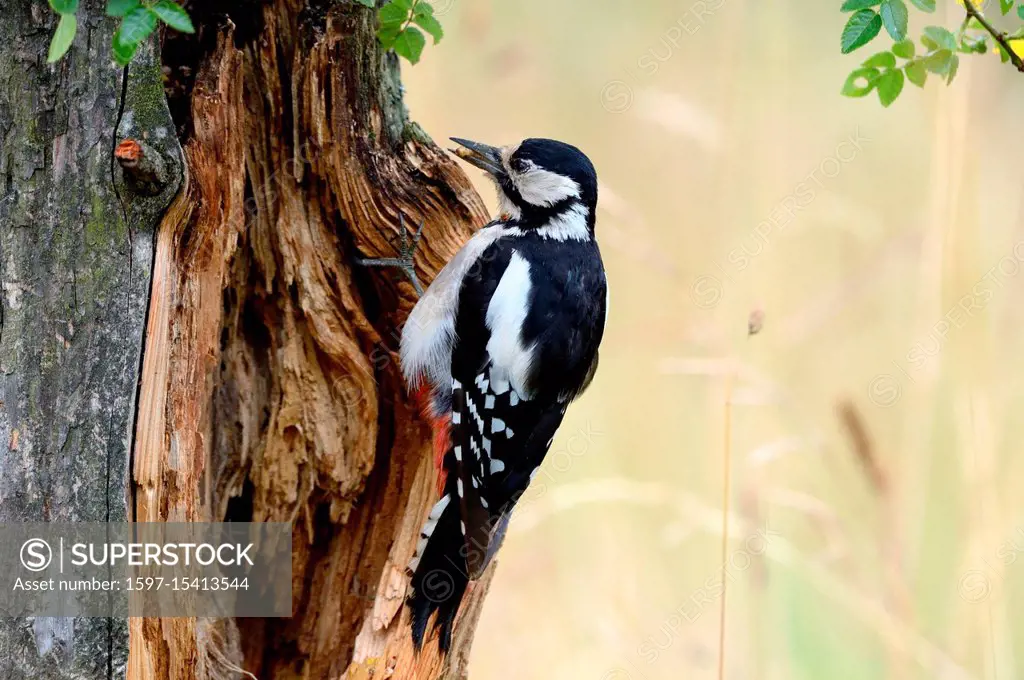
[400,137,607,652]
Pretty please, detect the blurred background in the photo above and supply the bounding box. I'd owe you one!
[404,1,1024,678]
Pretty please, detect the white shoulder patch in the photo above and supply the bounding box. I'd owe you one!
[401,225,504,404]
[485,251,536,398]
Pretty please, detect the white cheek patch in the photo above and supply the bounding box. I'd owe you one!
[495,144,582,211]
[484,251,535,399]
[514,162,581,207]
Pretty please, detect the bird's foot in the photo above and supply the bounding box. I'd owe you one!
[355,214,426,296]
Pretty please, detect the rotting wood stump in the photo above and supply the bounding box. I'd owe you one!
[0,1,496,678]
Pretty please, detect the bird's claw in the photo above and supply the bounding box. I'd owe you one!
[355,214,426,296]
[398,213,426,259]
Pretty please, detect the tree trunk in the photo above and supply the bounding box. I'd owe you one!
[2,1,494,678]
[0,0,180,677]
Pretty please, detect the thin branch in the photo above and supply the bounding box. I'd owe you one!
[963,0,1024,73]
[717,365,738,680]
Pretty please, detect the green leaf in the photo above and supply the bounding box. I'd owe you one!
[47,13,76,62]
[117,7,158,46]
[106,0,139,16]
[377,24,405,43]
[907,0,935,11]
[841,0,881,10]
[379,1,410,27]
[863,51,896,68]
[841,10,883,54]
[922,48,953,74]
[876,68,904,106]
[841,67,880,97]
[49,0,78,14]
[921,36,939,51]
[377,25,402,48]
[945,53,960,84]
[412,6,443,43]
[150,0,194,33]
[1019,5,1024,20]
[1000,0,1014,15]
[112,26,139,65]
[880,0,908,41]
[905,61,927,86]
[392,25,426,63]
[923,26,956,51]
[892,39,915,58]
[111,6,156,67]
[355,0,375,5]
[960,35,988,53]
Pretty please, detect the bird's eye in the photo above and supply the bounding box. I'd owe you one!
[510,158,528,174]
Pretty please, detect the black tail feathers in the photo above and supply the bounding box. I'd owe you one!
[408,492,469,653]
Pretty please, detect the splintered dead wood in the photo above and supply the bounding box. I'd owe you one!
[130,3,491,679]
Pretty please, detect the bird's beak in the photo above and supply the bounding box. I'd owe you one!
[450,137,505,177]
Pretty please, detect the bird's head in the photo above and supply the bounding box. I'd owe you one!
[451,137,597,231]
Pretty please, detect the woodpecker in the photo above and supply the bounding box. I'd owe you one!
[363,137,607,652]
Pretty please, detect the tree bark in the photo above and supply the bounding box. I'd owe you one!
[128,1,493,679]
[1,0,493,678]
[0,0,180,677]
